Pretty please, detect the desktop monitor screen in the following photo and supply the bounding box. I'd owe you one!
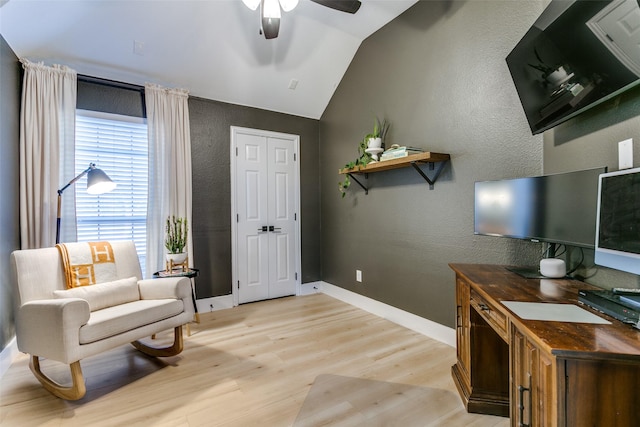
[595,167,640,275]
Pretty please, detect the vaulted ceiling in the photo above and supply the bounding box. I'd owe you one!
[0,0,418,118]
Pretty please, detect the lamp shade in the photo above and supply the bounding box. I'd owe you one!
[86,167,116,194]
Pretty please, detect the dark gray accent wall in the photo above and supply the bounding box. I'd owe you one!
[543,86,640,289]
[77,80,145,118]
[320,0,547,328]
[189,97,320,298]
[75,83,321,299]
[0,34,21,352]
[321,0,640,328]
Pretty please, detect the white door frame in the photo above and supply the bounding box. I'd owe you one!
[230,126,302,306]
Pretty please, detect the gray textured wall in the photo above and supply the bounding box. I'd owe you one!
[75,87,321,299]
[320,0,549,328]
[77,80,145,118]
[0,35,21,352]
[544,85,640,289]
[189,97,320,298]
[320,0,640,330]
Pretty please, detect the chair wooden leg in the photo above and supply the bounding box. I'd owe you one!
[187,313,200,337]
[29,356,86,400]
[131,326,184,357]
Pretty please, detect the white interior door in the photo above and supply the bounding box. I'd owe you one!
[231,127,300,305]
[266,137,298,299]
[588,0,640,76]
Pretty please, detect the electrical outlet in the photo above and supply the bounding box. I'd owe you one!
[356,270,362,282]
[619,138,633,170]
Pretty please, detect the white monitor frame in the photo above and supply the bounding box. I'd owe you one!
[594,167,640,275]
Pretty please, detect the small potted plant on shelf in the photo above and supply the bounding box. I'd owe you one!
[165,215,188,267]
[365,116,390,153]
[338,116,390,198]
[528,48,570,87]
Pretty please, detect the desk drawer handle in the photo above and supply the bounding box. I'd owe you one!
[518,375,531,427]
[478,303,490,311]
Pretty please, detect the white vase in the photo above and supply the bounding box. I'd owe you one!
[546,66,569,86]
[166,252,187,265]
[368,137,382,149]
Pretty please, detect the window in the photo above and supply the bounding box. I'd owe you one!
[75,110,148,273]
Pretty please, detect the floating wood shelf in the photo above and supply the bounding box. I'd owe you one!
[339,152,450,193]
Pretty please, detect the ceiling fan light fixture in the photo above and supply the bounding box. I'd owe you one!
[242,0,261,11]
[261,0,281,39]
[279,0,299,12]
[262,0,281,18]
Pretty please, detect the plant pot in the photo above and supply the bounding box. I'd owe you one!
[368,137,382,149]
[166,252,187,265]
[546,66,569,86]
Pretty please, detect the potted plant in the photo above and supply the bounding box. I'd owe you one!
[165,215,188,265]
[338,117,390,197]
[365,116,390,150]
[528,48,569,86]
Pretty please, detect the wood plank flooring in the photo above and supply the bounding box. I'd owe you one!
[0,294,509,426]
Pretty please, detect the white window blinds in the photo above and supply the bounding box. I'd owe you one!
[75,110,148,273]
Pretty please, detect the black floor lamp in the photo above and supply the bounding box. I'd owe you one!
[56,163,116,244]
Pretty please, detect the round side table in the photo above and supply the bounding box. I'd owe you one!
[153,268,200,335]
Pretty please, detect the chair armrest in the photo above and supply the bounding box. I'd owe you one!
[138,277,191,300]
[16,299,90,362]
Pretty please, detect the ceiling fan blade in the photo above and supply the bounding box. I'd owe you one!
[309,0,361,14]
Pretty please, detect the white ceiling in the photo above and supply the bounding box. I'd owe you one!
[0,0,418,119]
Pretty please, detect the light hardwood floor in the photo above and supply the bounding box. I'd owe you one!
[1,294,509,426]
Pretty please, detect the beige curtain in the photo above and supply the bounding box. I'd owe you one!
[144,84,193,278]
[19,59,77,249]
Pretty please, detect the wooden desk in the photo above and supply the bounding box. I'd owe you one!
[449,264,640,427]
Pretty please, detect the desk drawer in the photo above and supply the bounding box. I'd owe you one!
[470,288,508,340]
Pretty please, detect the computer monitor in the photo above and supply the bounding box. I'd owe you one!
[594,167,640,275]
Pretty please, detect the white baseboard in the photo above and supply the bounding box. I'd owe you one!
[195,294,234,313]
[198,284,321,311]
[299,281,323,296]
[1,337,19,380]
[319,281,456,348]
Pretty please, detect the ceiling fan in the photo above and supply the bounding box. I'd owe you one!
[242,0,361,39]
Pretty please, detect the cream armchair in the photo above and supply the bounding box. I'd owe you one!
[11,241,195,400]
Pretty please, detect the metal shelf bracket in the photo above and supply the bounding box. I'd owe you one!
[411,160,449,190]
[347,173,368,194]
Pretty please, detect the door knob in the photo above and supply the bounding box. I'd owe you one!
[269,226,282,232]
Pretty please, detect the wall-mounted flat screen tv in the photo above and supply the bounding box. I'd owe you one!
[595,167,640,275]
[506,0,640,134]
[475,167,607,249]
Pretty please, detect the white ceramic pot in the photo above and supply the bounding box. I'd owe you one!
[368,137,382,149]
[546,66,569,86]
[166,252,187,265]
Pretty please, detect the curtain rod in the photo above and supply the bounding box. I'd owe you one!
[78,74,145,93]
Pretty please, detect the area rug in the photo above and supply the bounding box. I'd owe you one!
[293,374,463,427]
